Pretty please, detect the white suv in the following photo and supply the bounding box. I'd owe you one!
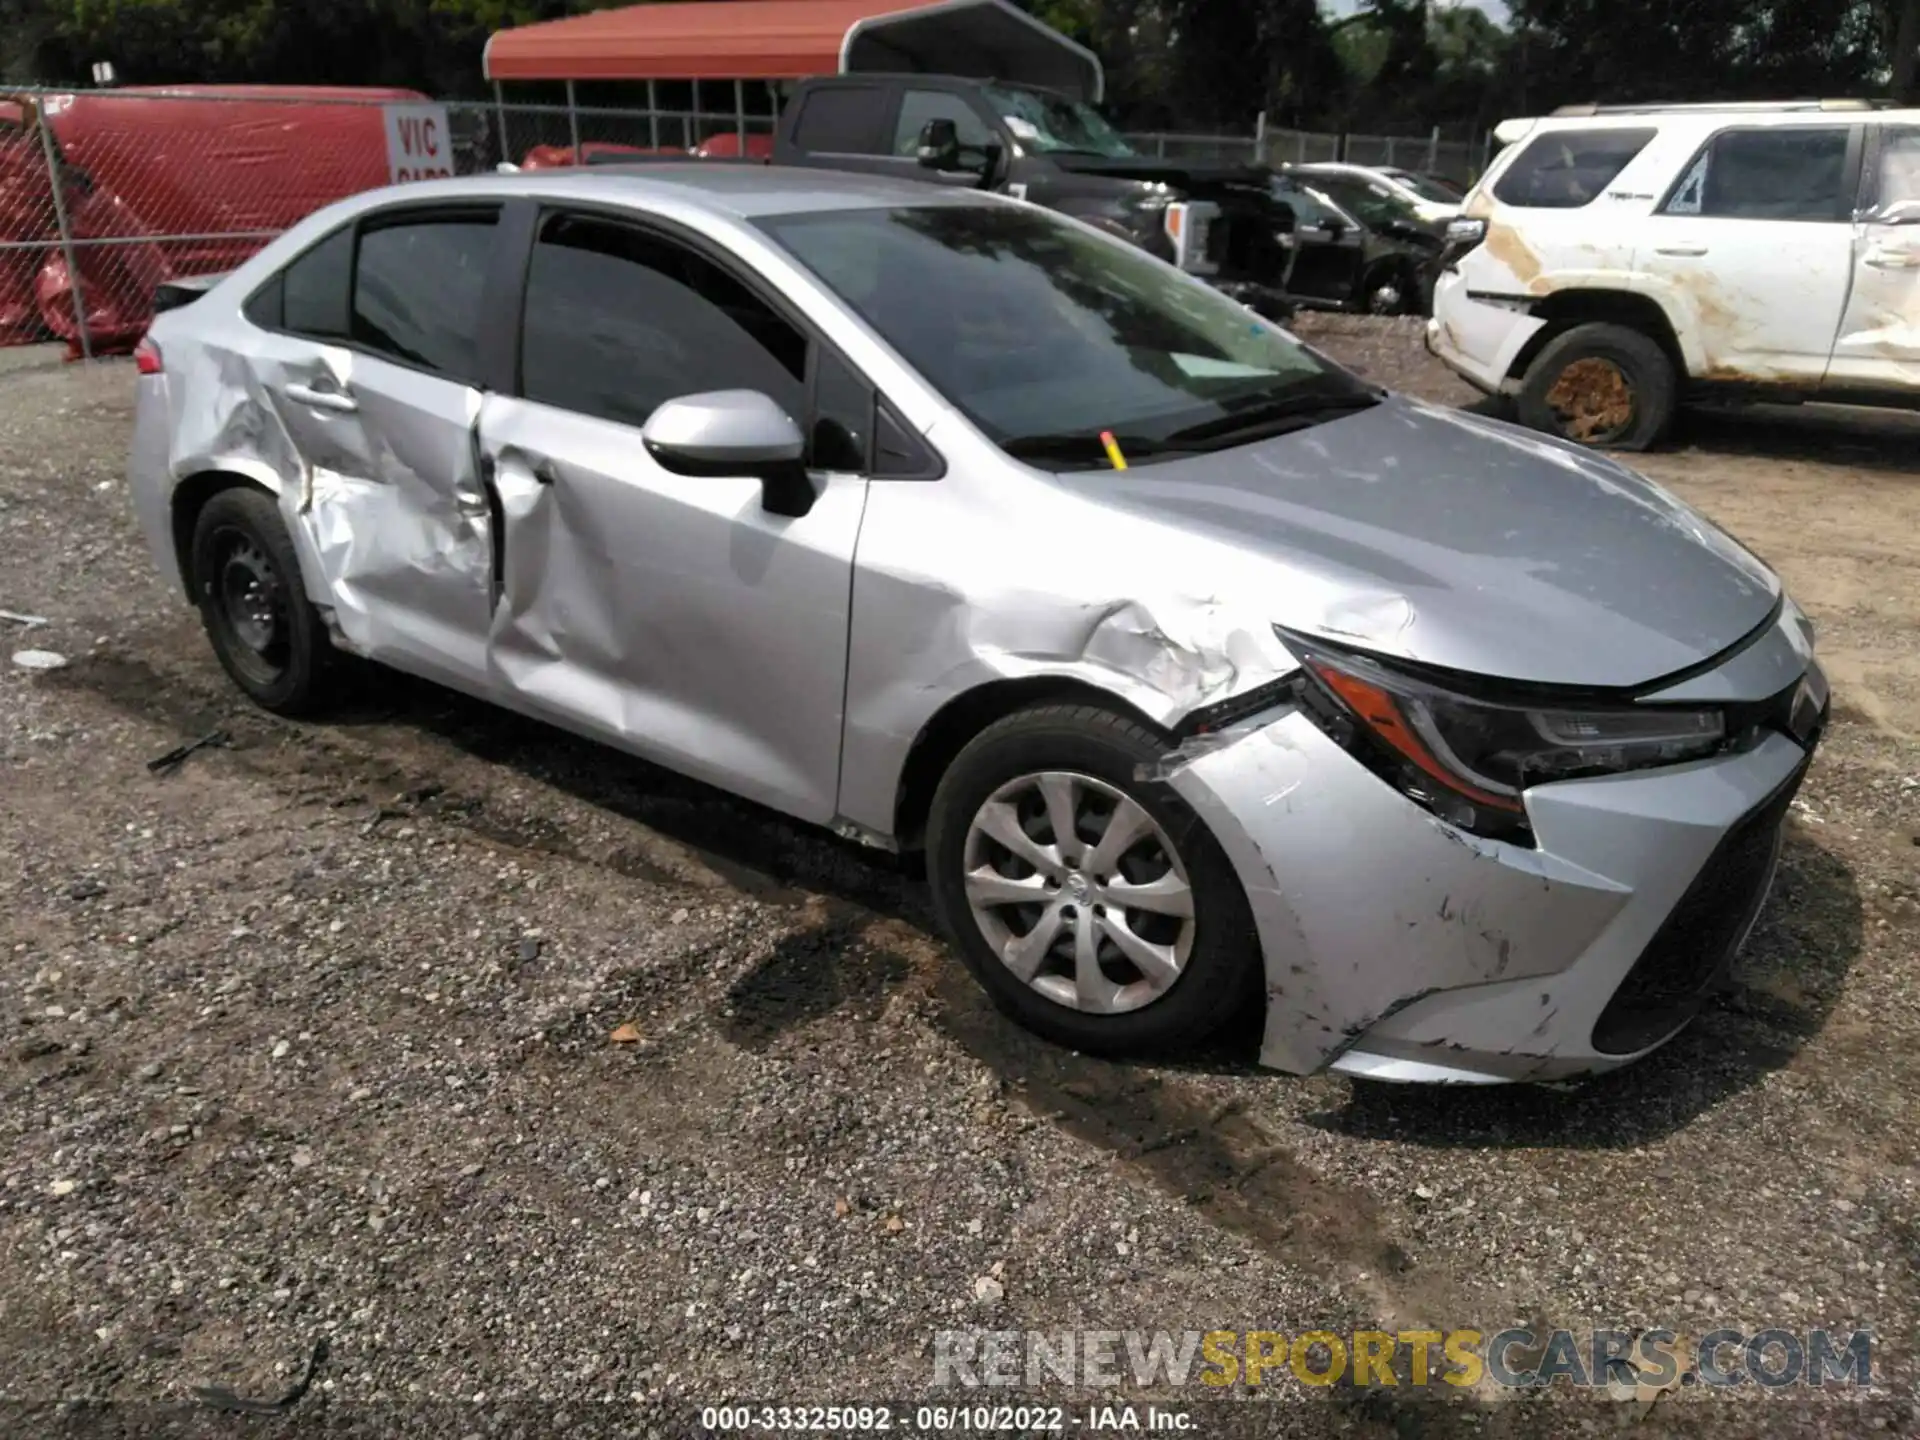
[1428,101,1920,449]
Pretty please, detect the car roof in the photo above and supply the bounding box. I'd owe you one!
[403,163,1007,220]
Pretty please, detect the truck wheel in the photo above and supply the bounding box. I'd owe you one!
[190,487,336,716]
[1516,322,1676,451]
[926,703,1259,1056]
[1361,260,1418,316]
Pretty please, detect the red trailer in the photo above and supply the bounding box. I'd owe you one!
[0,85,428,355]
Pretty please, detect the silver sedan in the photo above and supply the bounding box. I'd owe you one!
[126,165,1828,1084]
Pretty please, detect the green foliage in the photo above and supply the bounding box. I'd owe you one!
[1,0,1914,126]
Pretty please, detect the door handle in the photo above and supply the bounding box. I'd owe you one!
[1864,248,1920,269]
[1654,244,1709,257]
[530,457,561,486]
[283,381,358,414]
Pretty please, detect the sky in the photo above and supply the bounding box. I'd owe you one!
[1324,0,1512,23]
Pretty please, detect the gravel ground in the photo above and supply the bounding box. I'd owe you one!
[2,324,1917,1439]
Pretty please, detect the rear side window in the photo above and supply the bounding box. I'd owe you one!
[1661,126,1852,222]
[1492,128,1656,209]
[791,87,885,153]
[351,214,497,381]
[280,227,354,337]
[518,213,806,430]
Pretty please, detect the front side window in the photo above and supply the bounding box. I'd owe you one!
[758,203,1373,464]
[892,90,997,157]
[1865,127,1920,222]
[518,212,806,431]
[1661,126,1851,222]
[1307,176,1405,229]
[1492,127,1656,209]
[352,214,497,380]
[981,83,1136,159]
[1273,178,1357,230]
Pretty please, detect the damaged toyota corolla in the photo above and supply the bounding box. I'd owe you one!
[126,166,1829,1084]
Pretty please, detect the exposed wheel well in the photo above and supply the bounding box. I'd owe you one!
[171,471,275,598]
[890,677,1169,853]
[1507,290,1685,385]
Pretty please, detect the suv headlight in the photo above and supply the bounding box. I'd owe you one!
[1282,632,1725,843]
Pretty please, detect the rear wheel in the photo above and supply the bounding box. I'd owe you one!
[189,487,335,716]
[926,704,1259,1056]
[1516,321,1676,451]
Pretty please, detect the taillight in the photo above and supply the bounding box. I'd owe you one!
[134,336,163,375]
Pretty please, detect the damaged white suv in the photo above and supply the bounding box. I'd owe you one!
[1430,101,1920,449]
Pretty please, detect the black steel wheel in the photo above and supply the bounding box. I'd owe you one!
[189,486,335,715]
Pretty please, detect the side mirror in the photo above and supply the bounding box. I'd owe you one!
[916,118,962,170]
[641,390,815,518]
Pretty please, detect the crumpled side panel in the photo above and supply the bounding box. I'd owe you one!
[836,452,1300,839]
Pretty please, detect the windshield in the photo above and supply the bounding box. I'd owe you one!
[757,204,1375,466]
[1307,174,1419,230]
[1385,169,1465,204]
[981,83,1137,158]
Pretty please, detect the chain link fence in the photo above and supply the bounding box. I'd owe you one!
[0,85,1489,361]
[1122,126,1492,181]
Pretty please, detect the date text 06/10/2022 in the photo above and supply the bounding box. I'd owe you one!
[698,1404,1193,1431]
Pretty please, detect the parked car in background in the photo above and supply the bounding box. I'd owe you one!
[1270,172,1442,315]
[1289,161,1464,228]
[1430,100,1920,450]
[129,166,1828,1085]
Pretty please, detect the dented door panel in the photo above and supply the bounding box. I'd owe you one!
[477,394,867,824]
[264,341,495,691]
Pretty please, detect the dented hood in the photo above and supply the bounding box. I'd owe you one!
[1062,398,1780,691]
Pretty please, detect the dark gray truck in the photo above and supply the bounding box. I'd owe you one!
[611,74,1300,319]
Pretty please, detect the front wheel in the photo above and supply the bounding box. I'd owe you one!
[1516,321,1677,451]
[926,704,1259,1056]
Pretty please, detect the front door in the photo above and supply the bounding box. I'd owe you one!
[243,207,502,691]
[1827,124,1920,392]
[476,210,871,823]
[1636,123,1859,383]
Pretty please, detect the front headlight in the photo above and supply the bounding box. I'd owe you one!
[1283,633,1726,843]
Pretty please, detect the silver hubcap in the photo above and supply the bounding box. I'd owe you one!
[961,771,1196,1015]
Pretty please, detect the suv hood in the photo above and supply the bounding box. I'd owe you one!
[1063,398,1780,691]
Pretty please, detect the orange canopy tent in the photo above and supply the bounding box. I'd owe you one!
[483,0,1105,101]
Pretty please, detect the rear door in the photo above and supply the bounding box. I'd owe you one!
[1827,123,1920,391]
[1636,123,1861,383]
[240,204,504,690]
[1270,176,1363,305]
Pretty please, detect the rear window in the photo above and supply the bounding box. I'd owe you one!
[1492,128,1656,209]
[791,87,885,153]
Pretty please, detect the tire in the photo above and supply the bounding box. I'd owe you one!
[926,703,1260,1056]
[1515,321,1677,451]
[1361,260,1418,316]
[189,486,335,716]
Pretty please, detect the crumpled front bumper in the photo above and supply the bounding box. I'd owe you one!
[1165,634,1825,1084]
